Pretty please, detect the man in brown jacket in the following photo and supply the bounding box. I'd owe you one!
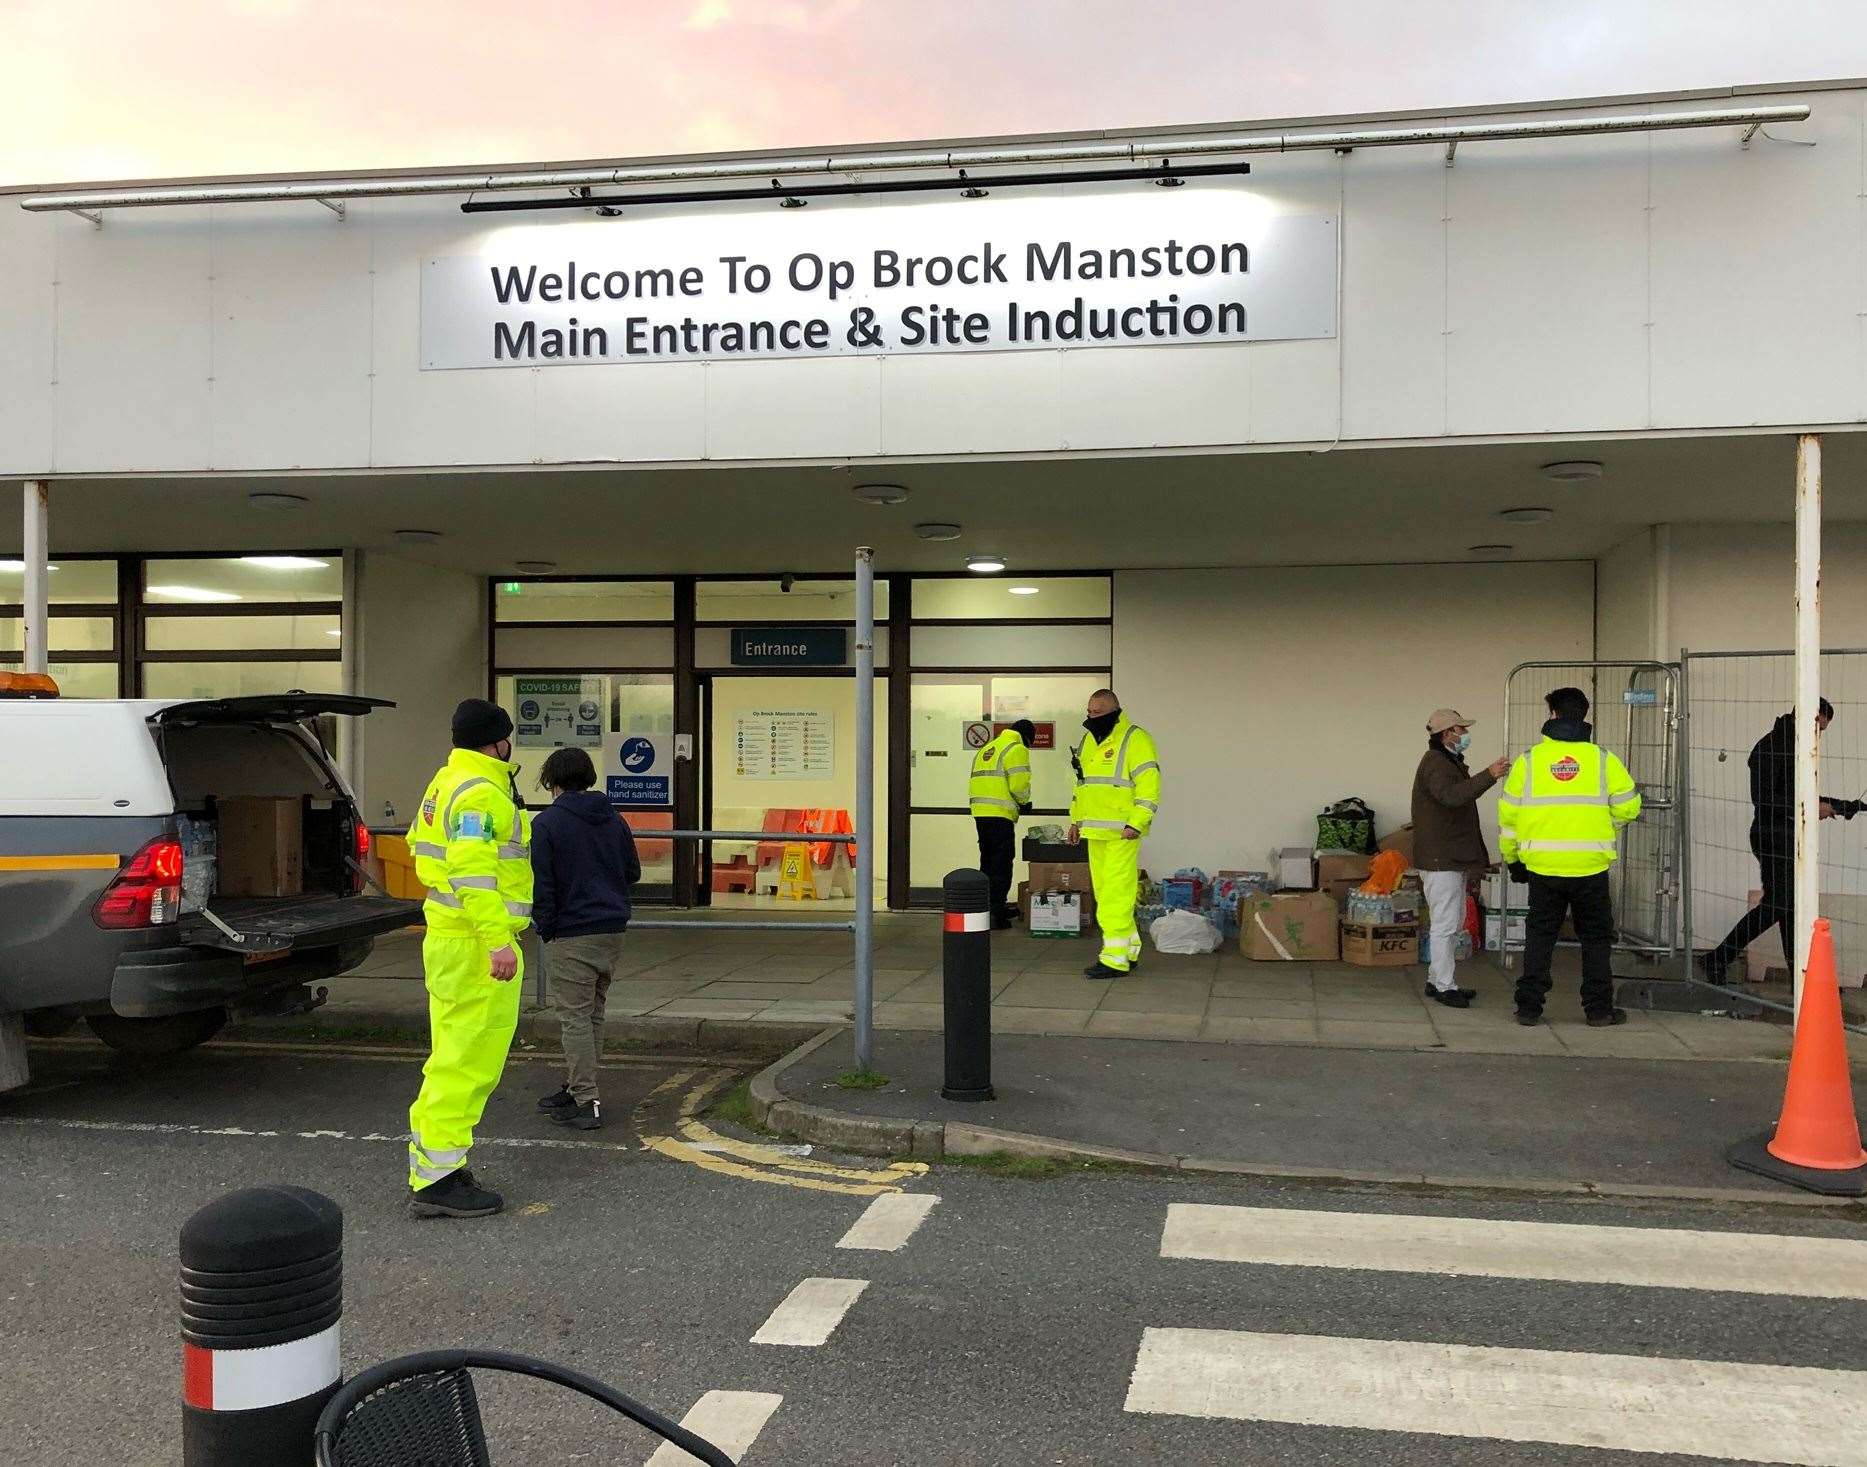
[1412,709,1510,1008]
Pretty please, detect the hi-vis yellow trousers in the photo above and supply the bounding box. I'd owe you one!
[1088,839,1142,973]
[408,933,523,1191]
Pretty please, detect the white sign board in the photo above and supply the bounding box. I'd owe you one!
[422,189,1335,369]
[514,676,604,748]
[734,710,835,780]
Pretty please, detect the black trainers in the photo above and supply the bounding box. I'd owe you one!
[1586,1008,1630,1028]
[1695,952,1731,987]
[537,1085,575,1113]
[408,1168,503,1219]
[1514,1008,1542,1026]
[1084,960,1126,979]
[992,914,1016,931]
[550,1099,603,1130]
[1426,985,1474,1008]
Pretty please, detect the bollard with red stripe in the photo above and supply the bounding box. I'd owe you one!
[181,1185,343,1464]
[942,867,995,1102]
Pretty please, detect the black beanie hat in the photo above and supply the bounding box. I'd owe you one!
[1012,719,1037,744]
[452,698,514,749]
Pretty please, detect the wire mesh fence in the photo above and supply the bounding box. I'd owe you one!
[1683,649,1867,997]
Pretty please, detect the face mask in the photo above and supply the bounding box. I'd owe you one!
[1084,709,1121,741]
[1452,732,1471,755]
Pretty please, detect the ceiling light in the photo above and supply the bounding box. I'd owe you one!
[325,628,341,638]
[148,585,242,603]
[914,523,962,542]
[966,554,1007,574]
[248,491,309,509]
[393,529,444,546]
[853,483,909,506]
[1540,460,1603,482]
[1008,585,1041,596]
[240,555,329,570]
[1467,544,1514,558]
[1498,507,1554,523]
[515,560,557,573]
[0,560,53,573]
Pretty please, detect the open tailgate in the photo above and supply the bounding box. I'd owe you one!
[179,894,420,955]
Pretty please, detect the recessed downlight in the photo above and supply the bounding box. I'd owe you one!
[1468,544,1514,557]
[966,554,1007,574]
[1540,460,1603,482]
[914,523,962,542]
[248,491,308,509]
[394,529,444,546]
[854,483,909,506]
[1498,507,1554,523]
[1008,585,1041,596]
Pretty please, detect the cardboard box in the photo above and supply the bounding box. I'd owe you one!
[1029,892,1083,938]
[1020,881,1095,926]
[1021,837,1081,863]
[1484,911,1528,949]
[1273,847,1317,891]
[1241,891,1340,961]
[1376,825,1415,866]
[1027,861,1092,896]
[1342,920,1420,967]
[1481,870,1531,910]
[1316,851,1373,907]
[217,796,304,897]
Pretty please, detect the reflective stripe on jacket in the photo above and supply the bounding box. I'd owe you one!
[968,730,1032,819]
[408,747,534,947]
[1497,735,1641,877]
[1069,717,1161,839]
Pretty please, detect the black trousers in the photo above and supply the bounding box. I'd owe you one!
[1515,871,1617,1018]
[975,817,1017,917]
[1711,837,1795,973]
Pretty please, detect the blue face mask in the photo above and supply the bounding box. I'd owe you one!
[1452,732,1472,755]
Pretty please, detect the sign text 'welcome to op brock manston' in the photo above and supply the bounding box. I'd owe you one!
[420,189,1335,369]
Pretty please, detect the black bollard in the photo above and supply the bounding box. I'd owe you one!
[181,1185,344,1465]
[942,867,995,1102]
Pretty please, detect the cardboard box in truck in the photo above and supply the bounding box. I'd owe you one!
[217,796,304,897]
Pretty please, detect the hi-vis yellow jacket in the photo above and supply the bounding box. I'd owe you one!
[968,729,1033,820]
[1498,733,1641,877]
[409,748,534,949]
[1070,717,1161,839]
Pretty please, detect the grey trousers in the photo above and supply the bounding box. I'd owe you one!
[545,931,627,1103]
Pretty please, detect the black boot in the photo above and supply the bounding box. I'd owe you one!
[550,1099,603,1130]
[1083,960,1125,979]
[408,1168,503,1219]
[1585,1008,1629,1028]
[537,1085,575,1113]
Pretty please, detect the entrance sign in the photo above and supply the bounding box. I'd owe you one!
[421,191,1336,369]
[730,626,848,667]
[735,710,834,779]
[514,675,603,748]
[604,725,672,807]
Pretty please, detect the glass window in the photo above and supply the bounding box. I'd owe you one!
[0,558,118,605]
[495,580,674,622]
[144,556,341,605]
[0,615,115,654]
[696,579,889,623]
[144,613,341,652]
[0,659,119,698]
[910,673,1106,811]
[912,576,1109,620]
[143,661,344,700]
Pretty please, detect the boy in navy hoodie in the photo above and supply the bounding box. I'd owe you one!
[530,747,640,1130]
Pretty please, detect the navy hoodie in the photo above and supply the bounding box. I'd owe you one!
[530,790,640,942]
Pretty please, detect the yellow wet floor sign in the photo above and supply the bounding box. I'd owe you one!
[775,842,814,901]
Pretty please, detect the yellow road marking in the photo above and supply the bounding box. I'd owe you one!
[0,853,120,872]
[639,1133,900,1196]
[675,1114,927,1185]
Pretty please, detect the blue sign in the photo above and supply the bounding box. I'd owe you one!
[607,774,671,807]
[730,626,848,667]
[620,736,656,772]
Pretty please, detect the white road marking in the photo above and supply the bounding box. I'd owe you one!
[1124,1328,1867,1466]
[0,1115,632,1154]
[836,1192,940,1252]
[751,1277,869,1347]
[1160,1203,1867,1301]
[645,1389,782,1465]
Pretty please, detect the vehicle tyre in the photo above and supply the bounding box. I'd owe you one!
[23,1012,80,1038]
[86,1008,228,1056]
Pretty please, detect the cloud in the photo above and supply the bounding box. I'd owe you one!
[684,0,732,29]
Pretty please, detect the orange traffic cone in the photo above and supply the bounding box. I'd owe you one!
[1728,918,1867,1196]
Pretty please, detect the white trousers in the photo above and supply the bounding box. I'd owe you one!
[1420,870,1467,993]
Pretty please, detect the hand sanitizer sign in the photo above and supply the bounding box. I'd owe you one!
[605,728,672,808]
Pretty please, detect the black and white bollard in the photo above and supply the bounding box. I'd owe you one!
[942,867,995,1102]
[181,1185,343,1464]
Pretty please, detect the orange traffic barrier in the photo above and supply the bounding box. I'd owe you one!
[1727,918,1867,1196]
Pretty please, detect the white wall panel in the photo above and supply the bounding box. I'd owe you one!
[209,202,374,471]
[1340,144,1448,441]
[1249,337,1342,443]
[881,351,1061,456]
[0,210,54,475]
[53,213,213,472]
[1445,132,1651,435]
[703,357,883,460]
[531,359,709,464]
[1059,342,1251,450]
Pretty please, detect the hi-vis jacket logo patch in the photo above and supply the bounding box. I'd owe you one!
[420,797,437,823]
[1551,757,1582,783]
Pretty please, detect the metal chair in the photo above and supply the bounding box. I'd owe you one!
[313,1348,734,1466]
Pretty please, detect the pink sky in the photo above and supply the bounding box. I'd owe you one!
[7,0,1866,187]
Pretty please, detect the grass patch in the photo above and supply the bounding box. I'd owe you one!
[945,1150,1149,1180]
[708,1080,763,1131]
[835,1068,890,1090]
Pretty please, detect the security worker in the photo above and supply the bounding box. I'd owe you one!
[970,719,1035,930]
[405,698,533,1218]
[1067,689,1161,978]
[1498,686,1641,1028]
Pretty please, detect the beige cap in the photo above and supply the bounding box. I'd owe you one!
[1426,708,1475,735]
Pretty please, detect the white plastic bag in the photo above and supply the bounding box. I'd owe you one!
[1148,908,1222,954]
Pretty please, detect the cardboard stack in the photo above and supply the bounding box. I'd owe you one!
[1019,858,1094,937]
[1315,851,1373,908]
[1240,891,1339,961]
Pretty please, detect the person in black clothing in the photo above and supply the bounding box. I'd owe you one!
[529,747,640,1130]
[1701,699,1862,983]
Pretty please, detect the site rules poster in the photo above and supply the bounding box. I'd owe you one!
[514,676,605,748]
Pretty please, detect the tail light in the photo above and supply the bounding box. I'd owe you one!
[93,837,184,929]
[352,821,371,894]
